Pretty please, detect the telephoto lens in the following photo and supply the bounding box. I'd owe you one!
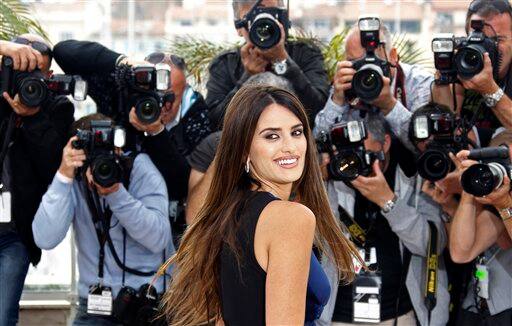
[330,152,364,181]
[249,13,281,49]
[454,45,486,80]
[135,96,161,124]
[14,70,48,107]
[417,149,452,182]
[91,155,122,188]
[352,65,385,102]
[461,146,511,197]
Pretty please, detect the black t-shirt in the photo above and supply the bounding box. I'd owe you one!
[187,131,221,173]
[332,149,413,322]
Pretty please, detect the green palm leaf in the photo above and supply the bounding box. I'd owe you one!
[0,0,48,41]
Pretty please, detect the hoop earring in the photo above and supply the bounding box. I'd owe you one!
[245,158,250,174]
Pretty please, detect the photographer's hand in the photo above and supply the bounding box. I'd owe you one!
[422,180,459,217]
[0,40,44,71]
[240,42,268,75]
[459,53,499,95]
[85,168,120,196]
[370,77,397,115]
[475,176,512,209]
[351,160,395,208]
[434,153,464,195]
[129,107,165,135]
[332,61,356,106]
[3,92,40,116]
[58,136,86,179]
[319,153,330,181]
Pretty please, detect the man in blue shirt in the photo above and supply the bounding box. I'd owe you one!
[32,113,173,326]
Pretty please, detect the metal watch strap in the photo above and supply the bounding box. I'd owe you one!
[499,207,512,221]
[484,87,504,108]
[381,195,398,214]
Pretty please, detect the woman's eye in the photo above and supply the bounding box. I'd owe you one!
[265,133,279,140]
[292,129,303,137]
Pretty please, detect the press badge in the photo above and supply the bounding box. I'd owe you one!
[87,284,113,316]
[475,264,490,300]
[353,247,377,275]
[0,188,11,223]
[353,272,381,323]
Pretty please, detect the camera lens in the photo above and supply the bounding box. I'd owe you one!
[352,64,384,102]
[16,73,48,107]
[135,96,161,124]
[455,45,485,79]
[330,152,363,181]
[461,163,506,197]
[92,155,121,188]
[249,14,281,49]
[417,149,452,182]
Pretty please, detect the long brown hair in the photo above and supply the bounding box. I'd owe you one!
[161,85,359,325]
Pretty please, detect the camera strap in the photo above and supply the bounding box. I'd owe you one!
[425,220,439,325]
[394,64,407,107]
[338,205,367,248]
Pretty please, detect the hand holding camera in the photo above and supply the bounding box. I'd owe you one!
[254,20,288,62]
[2,92,40,116]
[0,40,44,71]
[459,52,499,95]
[240,42,269,76]
[351,160,395,209]
[58,136,87,179]
[128,107,164,135]
[332,61,356,106]
[85,167,120,196]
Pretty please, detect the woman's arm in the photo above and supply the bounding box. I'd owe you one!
[255,200,316,325]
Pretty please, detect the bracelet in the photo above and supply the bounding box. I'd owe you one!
[144,125,165,137]
[381,195,398,214]
[499,207,512,221]
[115,54,128,66]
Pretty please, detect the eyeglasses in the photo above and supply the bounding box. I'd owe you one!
[144,52,186,70]
[12,37,53,58]
[468,0,512,15]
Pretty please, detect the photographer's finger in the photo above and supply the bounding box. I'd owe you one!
[32,49,44,70]
[337,61,353,70]
[449,152,462,169]
[456,150,470,161]
[19,51,29,72]
[26,51,38,71]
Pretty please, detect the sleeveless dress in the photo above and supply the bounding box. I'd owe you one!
[220,191,331,325]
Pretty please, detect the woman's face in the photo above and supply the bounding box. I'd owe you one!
[248,103,307,187]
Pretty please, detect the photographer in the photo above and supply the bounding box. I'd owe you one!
[319,113,449,325]
[446,130,512,325]
[32,114,172,326]
[454,0,512,131]
[315,18,451,153]
[53,41,211,243]
[0,35,74,325]
[206,0,330,129]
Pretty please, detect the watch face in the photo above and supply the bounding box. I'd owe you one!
[274,62,287,75]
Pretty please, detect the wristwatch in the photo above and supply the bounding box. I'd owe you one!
[381,195,398,214]
[499,207,512,221]
[483,87,504,108]
[272,58,288,75]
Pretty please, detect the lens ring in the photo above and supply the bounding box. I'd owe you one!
[331,153,363,181]
[249,15,281,49]
[19,77,47,107]
[135,96,161,124]
[417,150,451,182]
[352,67,383,101]
[455,45,485,79]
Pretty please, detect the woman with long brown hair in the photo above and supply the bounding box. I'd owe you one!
[161,85,360,325]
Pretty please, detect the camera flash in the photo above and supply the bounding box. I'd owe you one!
[432,34,454,53]
[347,121,363,142]
[114,127,126,148]
[414,115,429,140]
[155,63,171,91]
[73,78,88,101]
[358,15,380,32]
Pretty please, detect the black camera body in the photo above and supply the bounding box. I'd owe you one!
[244,6,290,49]
[115,63,174,125]
[461,145,512,197]
[0,56,87,108]
[433,20,500,85]
[113,283,162,326]
[317,120,384,181]
[72,120,126,188]
[412,112,464,181]
[348,16,391,102]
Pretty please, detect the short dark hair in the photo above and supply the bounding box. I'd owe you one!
[364,112,392,145]
[465,0,512,34]
[232,0,285,19]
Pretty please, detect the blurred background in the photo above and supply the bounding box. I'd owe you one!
[2,0,472,324]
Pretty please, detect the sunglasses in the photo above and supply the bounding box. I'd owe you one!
[12,37,53,58]
[468,0,512,14]
[144,52,185,70]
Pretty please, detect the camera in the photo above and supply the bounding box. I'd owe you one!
[432,19,500,84]
[115,63,174,124]
[235,2,290,49]
[461,145,512,197]
[113,284,162,326]
[317,120,384,181]
[0,56,87,108]
[72,120,126,188]
[346,15,391,102]
[412,112,464,181]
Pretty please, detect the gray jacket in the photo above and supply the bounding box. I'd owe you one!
[318,167,450,326]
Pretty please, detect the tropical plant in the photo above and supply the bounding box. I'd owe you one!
[170,27,432,86]
[0,0,48,41]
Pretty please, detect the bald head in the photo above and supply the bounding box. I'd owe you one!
[344,23,393,61]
